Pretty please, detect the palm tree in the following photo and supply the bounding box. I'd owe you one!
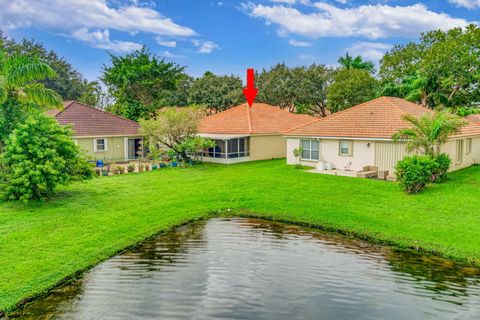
[0,51,62,108]
[392,112,467,156]
[338,52,375,73]
[380,72,441,108]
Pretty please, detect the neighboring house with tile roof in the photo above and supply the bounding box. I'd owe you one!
[284,97,480,175]
[48,101,143,162]
[198,103,318,164]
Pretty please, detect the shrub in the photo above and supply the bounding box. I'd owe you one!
[395,155,437,194]
[432,153,451,183]
[0,113,94,201]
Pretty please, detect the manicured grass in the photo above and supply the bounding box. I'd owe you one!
[1,159,480,313]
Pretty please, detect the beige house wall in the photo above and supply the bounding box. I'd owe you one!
[76,136,131,162]
[287,136,480,173]
[250,134,286,160]
[441,137,480,171]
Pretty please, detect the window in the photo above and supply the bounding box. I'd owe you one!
[466,138,472,155]
[339,140,353,156]
[301,140,320,160]
[94,138,107,152]
[456,140,464,164]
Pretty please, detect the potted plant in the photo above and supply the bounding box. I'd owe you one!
[167,150,178,167]
[138,164,144,172]
[149,144,161,170]
[102,167,110,176]
[117,165,125,174]
[145,164,150,171]
[127,164,135,173]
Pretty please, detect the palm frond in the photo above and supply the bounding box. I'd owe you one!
[6,55,56,87]
[20,83,63,109]
[0,75,7,104]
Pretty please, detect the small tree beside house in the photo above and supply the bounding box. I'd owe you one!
[393,111,466,193]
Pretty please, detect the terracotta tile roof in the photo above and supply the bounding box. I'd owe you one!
[467,114,480,125]
[198,103,318,135]
[285,97,480,139]
[48,101,140,137]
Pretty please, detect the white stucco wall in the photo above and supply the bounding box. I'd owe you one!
[287,136,480,173]
[286,137,375,171]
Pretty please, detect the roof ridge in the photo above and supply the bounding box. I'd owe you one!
[52,100,74,117]
[246,104,253,134]
[66,101,140,125]
[382,96,408,116]
[283,98,385,134]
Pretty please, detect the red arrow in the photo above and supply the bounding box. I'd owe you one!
[243,68,258,108]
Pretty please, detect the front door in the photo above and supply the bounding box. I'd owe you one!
[128,138,143,159]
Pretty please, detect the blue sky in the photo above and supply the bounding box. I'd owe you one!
[1,0,479,81]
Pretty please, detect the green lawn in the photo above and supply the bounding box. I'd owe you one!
[1,159,480,313]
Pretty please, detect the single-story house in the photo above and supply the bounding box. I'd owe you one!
[198,103,317,164]
[47,101,143,162]
[284,97,480,175]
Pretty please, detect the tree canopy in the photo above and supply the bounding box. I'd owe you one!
[338,52,375,73]
[102,47,186,121]
[188,71,243,113]
[326,69,378,113]
[256,63,332,116]
[380,24,480,110]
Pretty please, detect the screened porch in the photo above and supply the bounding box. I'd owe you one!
[200,134,251,164]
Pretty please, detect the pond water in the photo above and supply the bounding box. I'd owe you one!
[12,218,480,320]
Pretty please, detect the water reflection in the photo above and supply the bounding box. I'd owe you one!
[11,218,480,320]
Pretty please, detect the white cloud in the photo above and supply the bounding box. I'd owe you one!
[347,41,392,61]
[192,40,220,54]
[246,2,470,39]
[288,39,312,46]
[162,50,186,58]
[449,0,480,8]
[0,0,196,50]
[155,37,177,48]
[72,28,142,52]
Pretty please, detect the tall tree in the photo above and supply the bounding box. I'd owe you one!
[338,52,375,73]
[0,31,93,101]
[188,71,243,113]
[326,69,378,113]
[380,24,480,110]
[256,63,297,111]
[102,47,186,121]
[392,112,467,156]
[294,64,333,117]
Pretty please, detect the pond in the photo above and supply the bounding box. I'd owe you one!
[12,218,480,319]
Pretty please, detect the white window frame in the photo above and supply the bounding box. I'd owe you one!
[456,139,464,164]
[339,140,353,156]
[300,139,320,161]
[466,138,472,155]
[94,138,108,152]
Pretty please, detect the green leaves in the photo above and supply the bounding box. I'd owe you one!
[0,112,93,201]
[392,111,467,156]
[379,24,480,110]
[102,47,186,121]
[327,69,378,113]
